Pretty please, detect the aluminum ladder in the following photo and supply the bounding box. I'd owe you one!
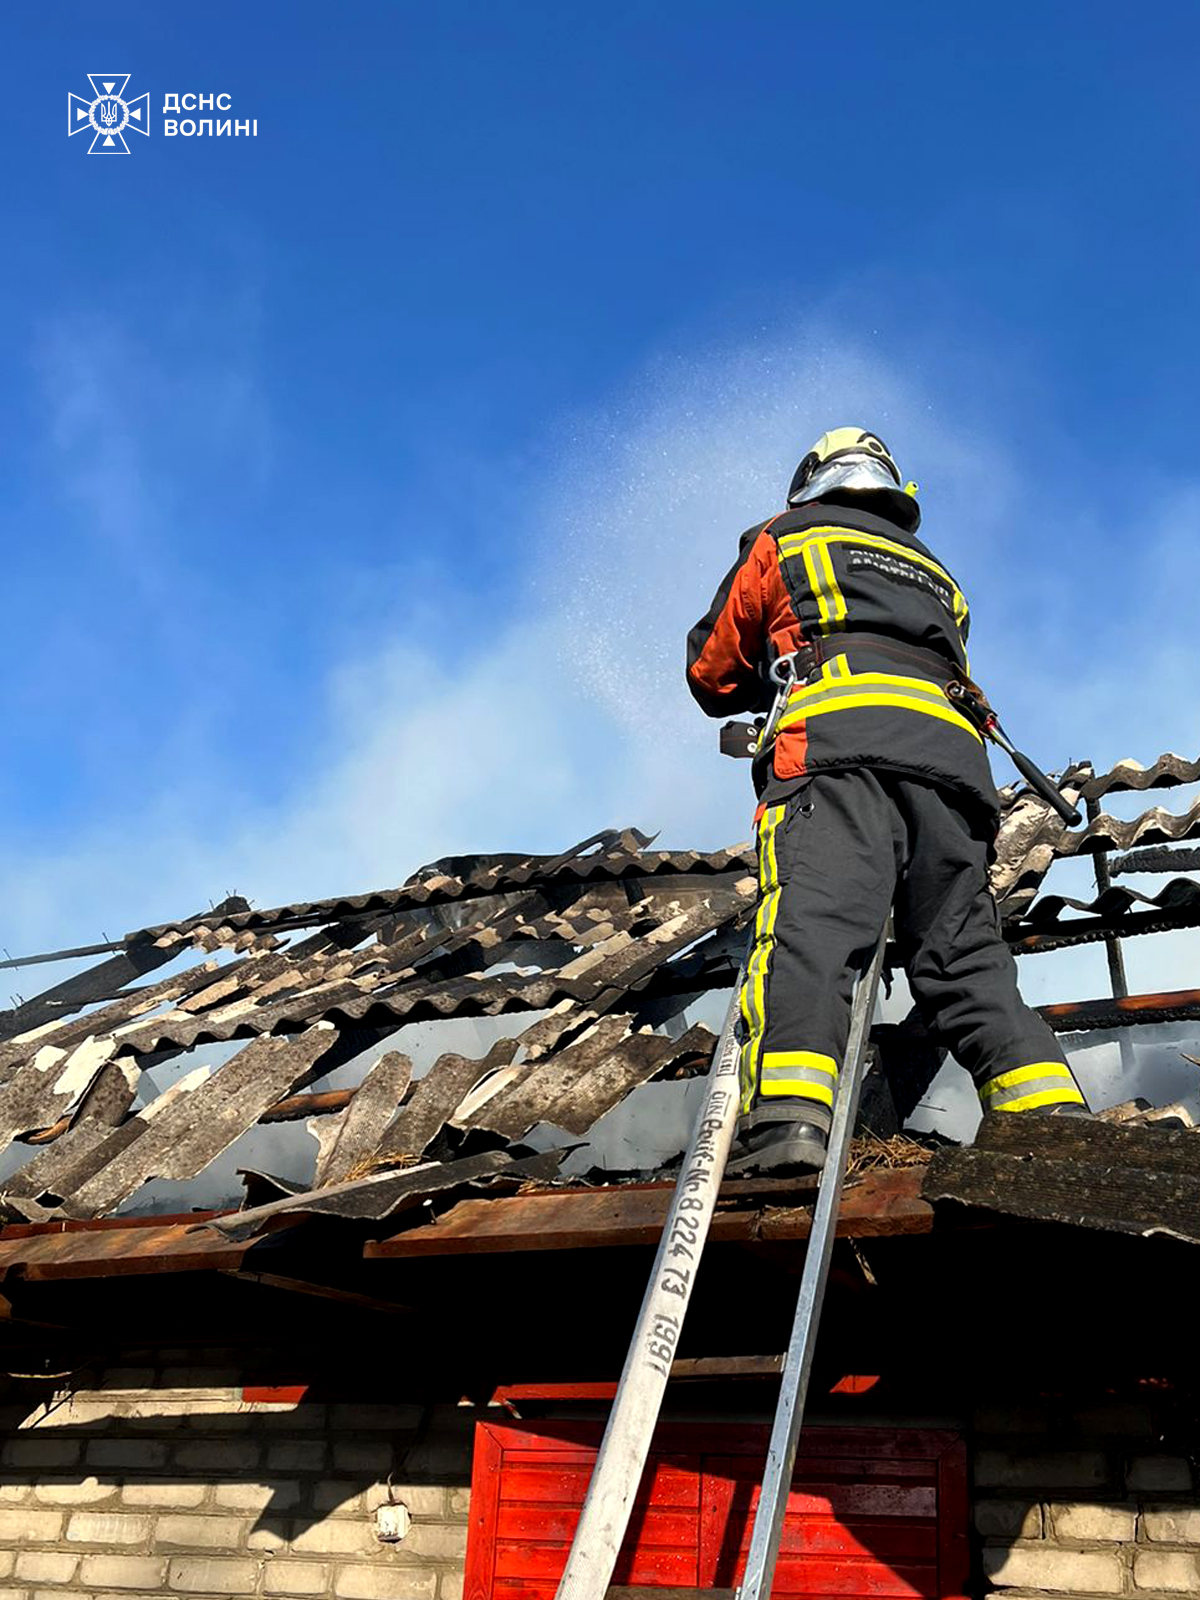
[554,925,888,1600]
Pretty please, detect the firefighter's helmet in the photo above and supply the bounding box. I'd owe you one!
[788,427,920,529]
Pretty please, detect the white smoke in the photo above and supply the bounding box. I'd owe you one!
[5,319,1198,1201]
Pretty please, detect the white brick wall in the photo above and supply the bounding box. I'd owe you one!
[974,1395,1200,1597]
[0,1353,472,1600]
[8,1355,1200,1600]
[983,1544,1125,1593]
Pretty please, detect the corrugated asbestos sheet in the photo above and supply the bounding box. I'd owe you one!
[0,754,1196,1230]
[923,1114,1200,1243]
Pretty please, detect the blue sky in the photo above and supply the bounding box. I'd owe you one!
[4,2,1200,1017]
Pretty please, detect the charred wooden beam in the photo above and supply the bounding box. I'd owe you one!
[364,1167,933,1258]
[0,1215,297,1280]
[1040,987,1200,1032]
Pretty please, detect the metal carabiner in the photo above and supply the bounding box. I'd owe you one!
[749,653,799,758]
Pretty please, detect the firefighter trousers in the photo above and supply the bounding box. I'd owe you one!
[739,768,1086,1133]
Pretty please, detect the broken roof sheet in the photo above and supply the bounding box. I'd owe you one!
[923,1112,1200,1244]
[0,752,1195,1229]
[1080,753,1200,799]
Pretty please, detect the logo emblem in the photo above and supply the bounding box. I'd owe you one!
[67,75,150,154]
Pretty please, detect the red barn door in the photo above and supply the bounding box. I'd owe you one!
[465,1421,968,1600]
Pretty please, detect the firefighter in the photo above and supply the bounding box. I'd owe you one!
[686,427,1091,1175]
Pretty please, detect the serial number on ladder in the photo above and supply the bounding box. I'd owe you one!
[663,1194,707,1267]
[644,1311,680,1377]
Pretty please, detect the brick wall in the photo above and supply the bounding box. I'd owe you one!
[6,1349,1200,1600]
[975,1395,1200,1597]
[0,1350,474,1600]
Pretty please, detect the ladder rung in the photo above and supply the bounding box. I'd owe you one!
[670,1355,783,1380]
[609,1590,735,1600]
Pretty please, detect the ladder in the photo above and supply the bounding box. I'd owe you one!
[554,926,888,1600]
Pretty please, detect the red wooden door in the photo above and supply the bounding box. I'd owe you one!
[465,1421,968,1600]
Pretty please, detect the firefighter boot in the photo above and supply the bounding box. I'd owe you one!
[726,1120,828,1177]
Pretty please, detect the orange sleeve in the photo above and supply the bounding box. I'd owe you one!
[686,524,800,716]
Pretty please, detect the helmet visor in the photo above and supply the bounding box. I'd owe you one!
[788,453,901,507]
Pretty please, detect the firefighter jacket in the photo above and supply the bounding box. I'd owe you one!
[686,495,1002,823]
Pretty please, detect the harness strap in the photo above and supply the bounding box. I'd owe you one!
[813,630,989,698]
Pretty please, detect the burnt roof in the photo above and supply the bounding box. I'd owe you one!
[0,753,1196,1238]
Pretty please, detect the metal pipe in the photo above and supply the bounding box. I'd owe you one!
[1087,796,1136,1079]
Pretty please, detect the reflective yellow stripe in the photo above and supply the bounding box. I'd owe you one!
[980,1062,1075,1098]
[760,1048,838,1105]
[739,804,785,1115]
[762,1050,838,1077]
[778,527,967,611]
[787,670,956,704]
[795,694,982,738]
[779,692,983,742]
[764,798,781,888]
[814,657,851,684]
[818,540,847,629]
[779,525,960,585]
[780,668,981,740]
[761,1077,835,1106]
[992,1087,1087,1114]
[779,522,973,675]
[802,543,833,632]
[981,1061,1085,1114]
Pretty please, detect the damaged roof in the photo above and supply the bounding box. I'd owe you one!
[0,753,1196,1242]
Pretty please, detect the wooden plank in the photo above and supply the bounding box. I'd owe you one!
[758,1167,935,1241]
[488,1358,787,1405]
[312,1051,412,1186]
[465,1421,505,1600]
[498,1506,699,1544]
[364,1167,933,1258]
[709,1482,937,1521]
[496,1547,696,1585]
[1040,986,1200,1031]
[0,1209,231,1236]
[0,1217,291,1280]
[497,1464,700,1507]
[747,1555,932,1596]
[934,1435,971,1600]
[261,1087,357,1123]
[610,1591,733,1600]
[720,1519,938,1560]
